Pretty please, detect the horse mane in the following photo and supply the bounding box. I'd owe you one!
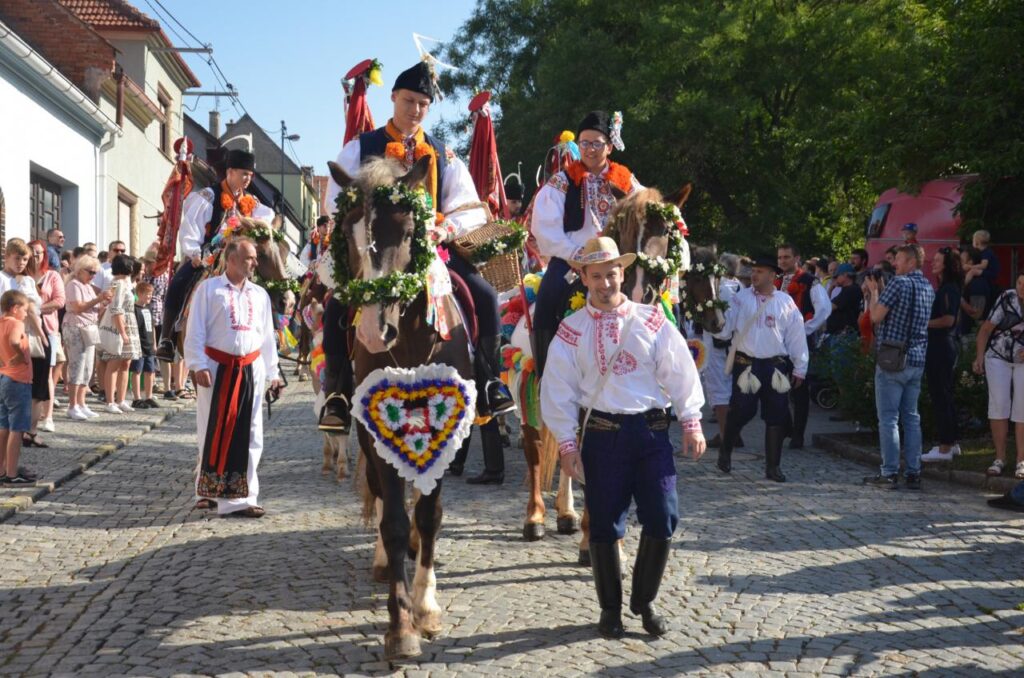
[690,245,718,267]
[606,188,664,253]
[354,157,405,193]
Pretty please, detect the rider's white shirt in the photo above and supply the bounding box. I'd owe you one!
[531,168,643,262]
[328,137,487,240]
[541,300,705,448]
[178,188,276,259]
[713,287,809,377]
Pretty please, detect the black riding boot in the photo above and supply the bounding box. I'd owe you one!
[629,535,671,636]
[717,415,742,474]
[449,437,471,476]
[318,351,353,434]
[466,419,505,485]
[475,336,514,417]
[790,380,809,449]
[765,425,787,482]
[590,542,624,639]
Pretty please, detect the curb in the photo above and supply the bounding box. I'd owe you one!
[0,403,190,523]
[813,432,1019,494]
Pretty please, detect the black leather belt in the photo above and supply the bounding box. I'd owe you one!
[584,408,670,432]
[735,352,789,367]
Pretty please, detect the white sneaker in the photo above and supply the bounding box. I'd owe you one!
[40,417,55,432]
[105,403,123,415]
[921,446,954,462]
[67,406,88,421]
[81,406,100,419]
[118,401,135,413]
[951,443,962,456]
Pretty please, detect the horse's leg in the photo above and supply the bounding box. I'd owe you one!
[408,488,421,560]
[321,433,334,476]
[411,483,443,637]
[578,505,591,566]
[522,424,546,541]
[555,470,580,535]
[333,433,349,482]
[376,462,420,659]
[372,497,388,582]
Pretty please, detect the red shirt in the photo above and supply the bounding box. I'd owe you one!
[0,316,31,383]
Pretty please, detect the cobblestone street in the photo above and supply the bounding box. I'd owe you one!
[0,387,1021,677]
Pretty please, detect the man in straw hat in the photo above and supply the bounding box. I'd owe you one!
[541,236,706,639]
[713,254,808,482]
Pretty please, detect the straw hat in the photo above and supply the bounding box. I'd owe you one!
[570,237,636,269]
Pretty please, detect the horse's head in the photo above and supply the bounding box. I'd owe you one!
[606,184,692,305]
[327,156,431,353]
[684,245,726,334]
[232,215,289,282]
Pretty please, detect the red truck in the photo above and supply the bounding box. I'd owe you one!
[865,175,1022,288]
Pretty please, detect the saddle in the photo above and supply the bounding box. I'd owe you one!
[447,269,479,345]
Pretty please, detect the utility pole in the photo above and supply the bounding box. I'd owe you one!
[279,120,300,212]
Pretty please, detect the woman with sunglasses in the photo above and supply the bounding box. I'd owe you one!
[63,255,111,420]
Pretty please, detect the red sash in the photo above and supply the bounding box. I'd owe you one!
[204,346,260,475]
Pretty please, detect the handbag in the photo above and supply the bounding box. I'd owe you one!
[27,331,45,359]
[875,279,917,373]
[79,324,101,348]
[98,307,123,356]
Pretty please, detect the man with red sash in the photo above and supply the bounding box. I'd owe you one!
[157,149,275,361]
[530,110,643,376]
[776,243,831,449]
[185,238,281,517]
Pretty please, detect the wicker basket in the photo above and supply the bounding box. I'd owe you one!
[452,221,523,293]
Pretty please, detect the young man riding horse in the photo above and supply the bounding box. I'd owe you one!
[321,62,514,479]
[530,110,643,375]
[156,149,275,362]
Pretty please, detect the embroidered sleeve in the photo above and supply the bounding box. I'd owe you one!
[545,173,568,193]
[654,316,705,422]
[558,439,579,457]
[555,321,581,346]
[640,304,666,334]
[540,324,583,446]
[681,418,702,433]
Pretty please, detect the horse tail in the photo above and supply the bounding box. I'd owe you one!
[539,425,559,492]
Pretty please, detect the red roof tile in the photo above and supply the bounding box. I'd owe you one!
[58,0,160,31]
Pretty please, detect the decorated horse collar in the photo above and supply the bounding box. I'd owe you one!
[631,202,688,279]
[331,182,435,307]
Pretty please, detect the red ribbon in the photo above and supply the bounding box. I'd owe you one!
[204,346,261,475]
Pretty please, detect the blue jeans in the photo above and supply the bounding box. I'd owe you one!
[875,364,925,477]
[1011,480,1024,504]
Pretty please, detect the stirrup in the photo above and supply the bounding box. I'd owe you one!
[318,393,351,433]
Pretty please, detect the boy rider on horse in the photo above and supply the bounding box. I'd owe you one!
[320,61,514,437]
[541,237,707,639]
[156,149,275,361]
[530,110,643,376]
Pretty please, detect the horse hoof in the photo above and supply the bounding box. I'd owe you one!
[384,630,421,660]
[415,612,443,639]
[577,549,590,567]
[372,565,389,583]
[522,522,545,542]
[298,373,309,382]
[557,515,579,535]
[321,466,332,476]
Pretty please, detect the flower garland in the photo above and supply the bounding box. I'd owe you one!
[252,275,301,296]
[465,221,528,264]
[565,160,634,194]
[633,203,688,279]
[679,261,731,321]
[219,182,257,216]
[331,182,435,307]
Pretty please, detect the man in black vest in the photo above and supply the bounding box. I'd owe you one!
[323,62,513,483]
[156,149,274,361]
[529,110,642,376]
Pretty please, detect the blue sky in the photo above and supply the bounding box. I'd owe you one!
[155,0,479,173]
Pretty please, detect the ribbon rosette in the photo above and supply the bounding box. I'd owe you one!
[352,364,477,493]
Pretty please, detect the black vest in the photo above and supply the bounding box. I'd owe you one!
[563,177,585,233]
[359,128,448,208]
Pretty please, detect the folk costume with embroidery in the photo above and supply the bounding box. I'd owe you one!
[184,273,279,516]
[713,264,809,482]
[531,110,643,376]
[540,239,704,640]
[158,149,273,360]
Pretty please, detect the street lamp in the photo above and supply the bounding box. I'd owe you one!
[280,120,300,210]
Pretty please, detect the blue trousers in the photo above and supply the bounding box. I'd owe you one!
[580,412,679,543]
[875,364,925,477]
[728,356,793,429]
[534,257,572,333]
[160,260,205,341]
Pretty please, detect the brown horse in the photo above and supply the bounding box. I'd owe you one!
[327,155,472,660]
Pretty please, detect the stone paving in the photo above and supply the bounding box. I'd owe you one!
[0,387,1022,677]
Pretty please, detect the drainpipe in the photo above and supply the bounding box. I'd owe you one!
[95,128,119,247]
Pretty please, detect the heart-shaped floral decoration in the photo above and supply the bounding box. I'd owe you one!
[353,364,477,493]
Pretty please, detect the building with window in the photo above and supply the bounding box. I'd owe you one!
[0,11,120,246]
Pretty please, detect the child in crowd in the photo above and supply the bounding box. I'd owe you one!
[0,290,36,484]
[130,282,159,409]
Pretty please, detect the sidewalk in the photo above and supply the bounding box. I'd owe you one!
[0,394,193,522]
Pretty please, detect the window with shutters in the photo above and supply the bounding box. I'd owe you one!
[30,174,62,242]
